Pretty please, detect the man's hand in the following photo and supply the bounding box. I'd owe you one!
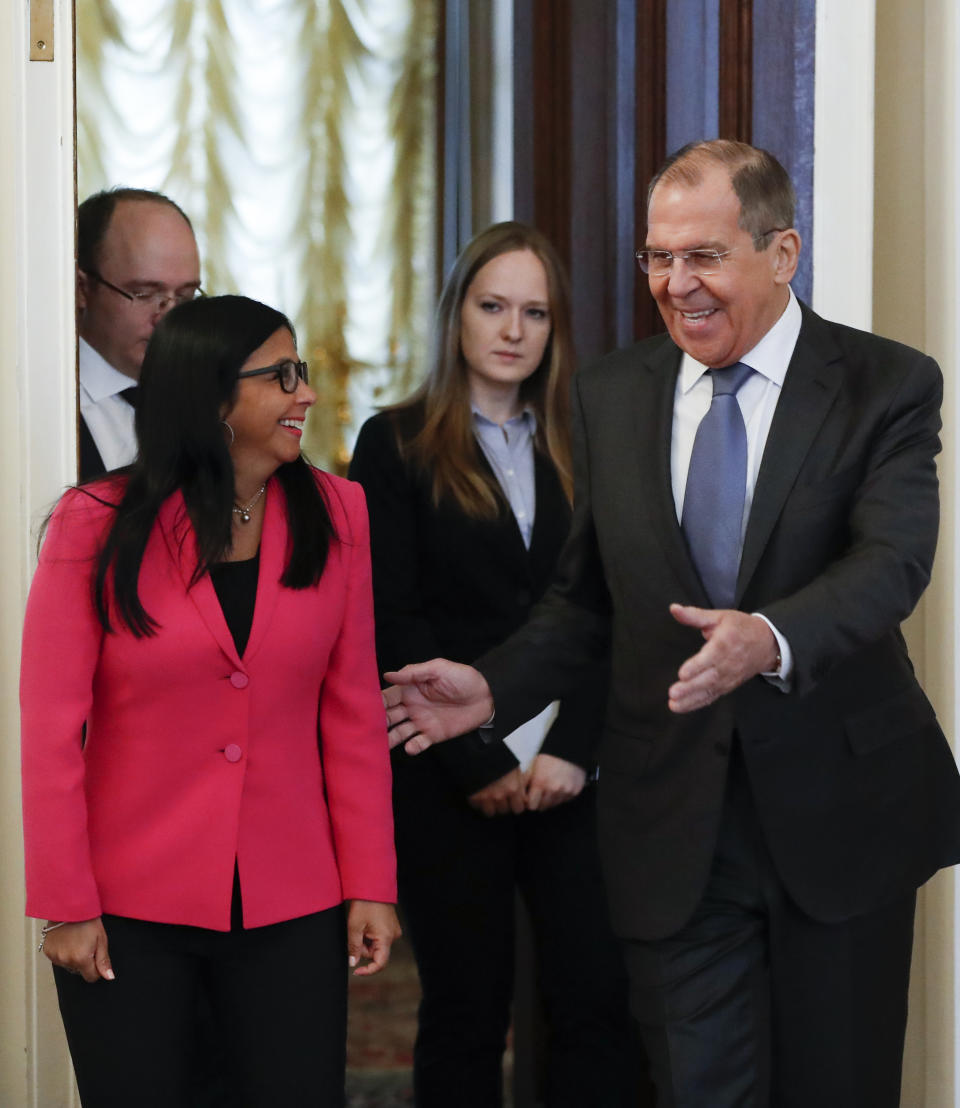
[346,900,402,976]
[469,767,527,817]
[41,918,115,983]
[525,753,587,811]
[668,604,779,713]
[383,660,494,754]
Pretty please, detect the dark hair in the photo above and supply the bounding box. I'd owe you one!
[94,295,333,636]
[389,221,575,516]
[647,140,796,248]
[77,188,194,273]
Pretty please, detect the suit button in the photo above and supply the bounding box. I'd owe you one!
[230,671,249,689]
[714,741,730,756]
[224,744,243,763]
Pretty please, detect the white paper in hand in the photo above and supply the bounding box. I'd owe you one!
[503,701,560,772]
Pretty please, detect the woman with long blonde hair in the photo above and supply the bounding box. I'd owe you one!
[350,222,638,1107]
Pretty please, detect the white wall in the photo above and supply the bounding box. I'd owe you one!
[918,1,960,1103]
[812,0,875,328]
[818,0,960,1103]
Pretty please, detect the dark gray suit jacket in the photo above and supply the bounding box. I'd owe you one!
[480,302,960,941]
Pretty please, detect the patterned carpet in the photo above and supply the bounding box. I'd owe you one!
[345,934,514,1106]
[345,933,417,1106]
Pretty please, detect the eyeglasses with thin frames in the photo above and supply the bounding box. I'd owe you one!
[236,360,310,394]
[83,269,204,312]
[635,228,786,278]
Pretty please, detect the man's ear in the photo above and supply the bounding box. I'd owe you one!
[76,268,90,314]
[773,229,801,286]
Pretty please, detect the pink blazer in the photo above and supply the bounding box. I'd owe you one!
[21,471,396,931]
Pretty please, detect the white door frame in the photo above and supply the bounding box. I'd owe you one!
[0,0,79,1103]
[814,2,960,1105]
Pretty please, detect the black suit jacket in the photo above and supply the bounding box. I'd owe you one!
[79,415,107,481]
[349,407,606,794]
[479,302,960,940]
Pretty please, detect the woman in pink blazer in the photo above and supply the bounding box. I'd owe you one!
[20,295,399,1106]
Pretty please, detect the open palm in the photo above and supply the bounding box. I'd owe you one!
[383,659,493,754]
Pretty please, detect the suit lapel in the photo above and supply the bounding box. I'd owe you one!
[156,478,286,667]
[242,479,284,663]
[473,444,533,561]
[736,307,843,602]
[629,339,712,603]
[528,450,569,569]
[157,491,242,667]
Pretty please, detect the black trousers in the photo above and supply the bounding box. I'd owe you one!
[624,743,916,1108]
[54,899,348,1108]
[394,756,644,1108]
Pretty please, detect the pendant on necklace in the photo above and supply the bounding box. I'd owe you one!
[232,483,266,525]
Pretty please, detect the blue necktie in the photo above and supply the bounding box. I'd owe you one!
[681,362,753,609]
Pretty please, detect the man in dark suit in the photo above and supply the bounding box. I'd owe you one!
[77,188,201,478]
[384,140,960,1106]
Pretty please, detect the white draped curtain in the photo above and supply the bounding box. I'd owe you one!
[77,0,437,468]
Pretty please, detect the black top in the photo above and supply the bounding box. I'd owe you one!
[209,552,260,657]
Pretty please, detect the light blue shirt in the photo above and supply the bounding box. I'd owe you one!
[472,408,537,549]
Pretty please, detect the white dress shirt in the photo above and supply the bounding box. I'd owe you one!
[79,338,138,472]
[670,287,803,684]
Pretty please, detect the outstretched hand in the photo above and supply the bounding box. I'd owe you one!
[667,604,779,713]
[383,659,494,754]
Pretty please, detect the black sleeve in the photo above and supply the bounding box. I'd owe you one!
[477,372,613,739]
[349,414,521,793]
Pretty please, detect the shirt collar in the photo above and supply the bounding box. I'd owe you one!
[471,405,537,433]
[678,286,802,394]
[79,337,138,403]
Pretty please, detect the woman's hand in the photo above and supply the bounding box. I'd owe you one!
[524,753,587,811]
[41,918,114,983]
[346,900,402,977]
[468,767,527,817]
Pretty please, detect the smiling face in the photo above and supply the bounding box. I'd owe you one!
[459,249,552,412]
[222,327,316,482]
[645,163,799,367]
[77,199,201,380]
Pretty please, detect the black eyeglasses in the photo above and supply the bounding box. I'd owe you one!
[84,269,204,312]
[237,360,310,394]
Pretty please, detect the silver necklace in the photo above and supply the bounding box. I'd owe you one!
[232,484,266,524]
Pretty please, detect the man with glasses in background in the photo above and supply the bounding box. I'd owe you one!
[77,187,202,478]
[75,189,228,1106]
[384,139,960,1106]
